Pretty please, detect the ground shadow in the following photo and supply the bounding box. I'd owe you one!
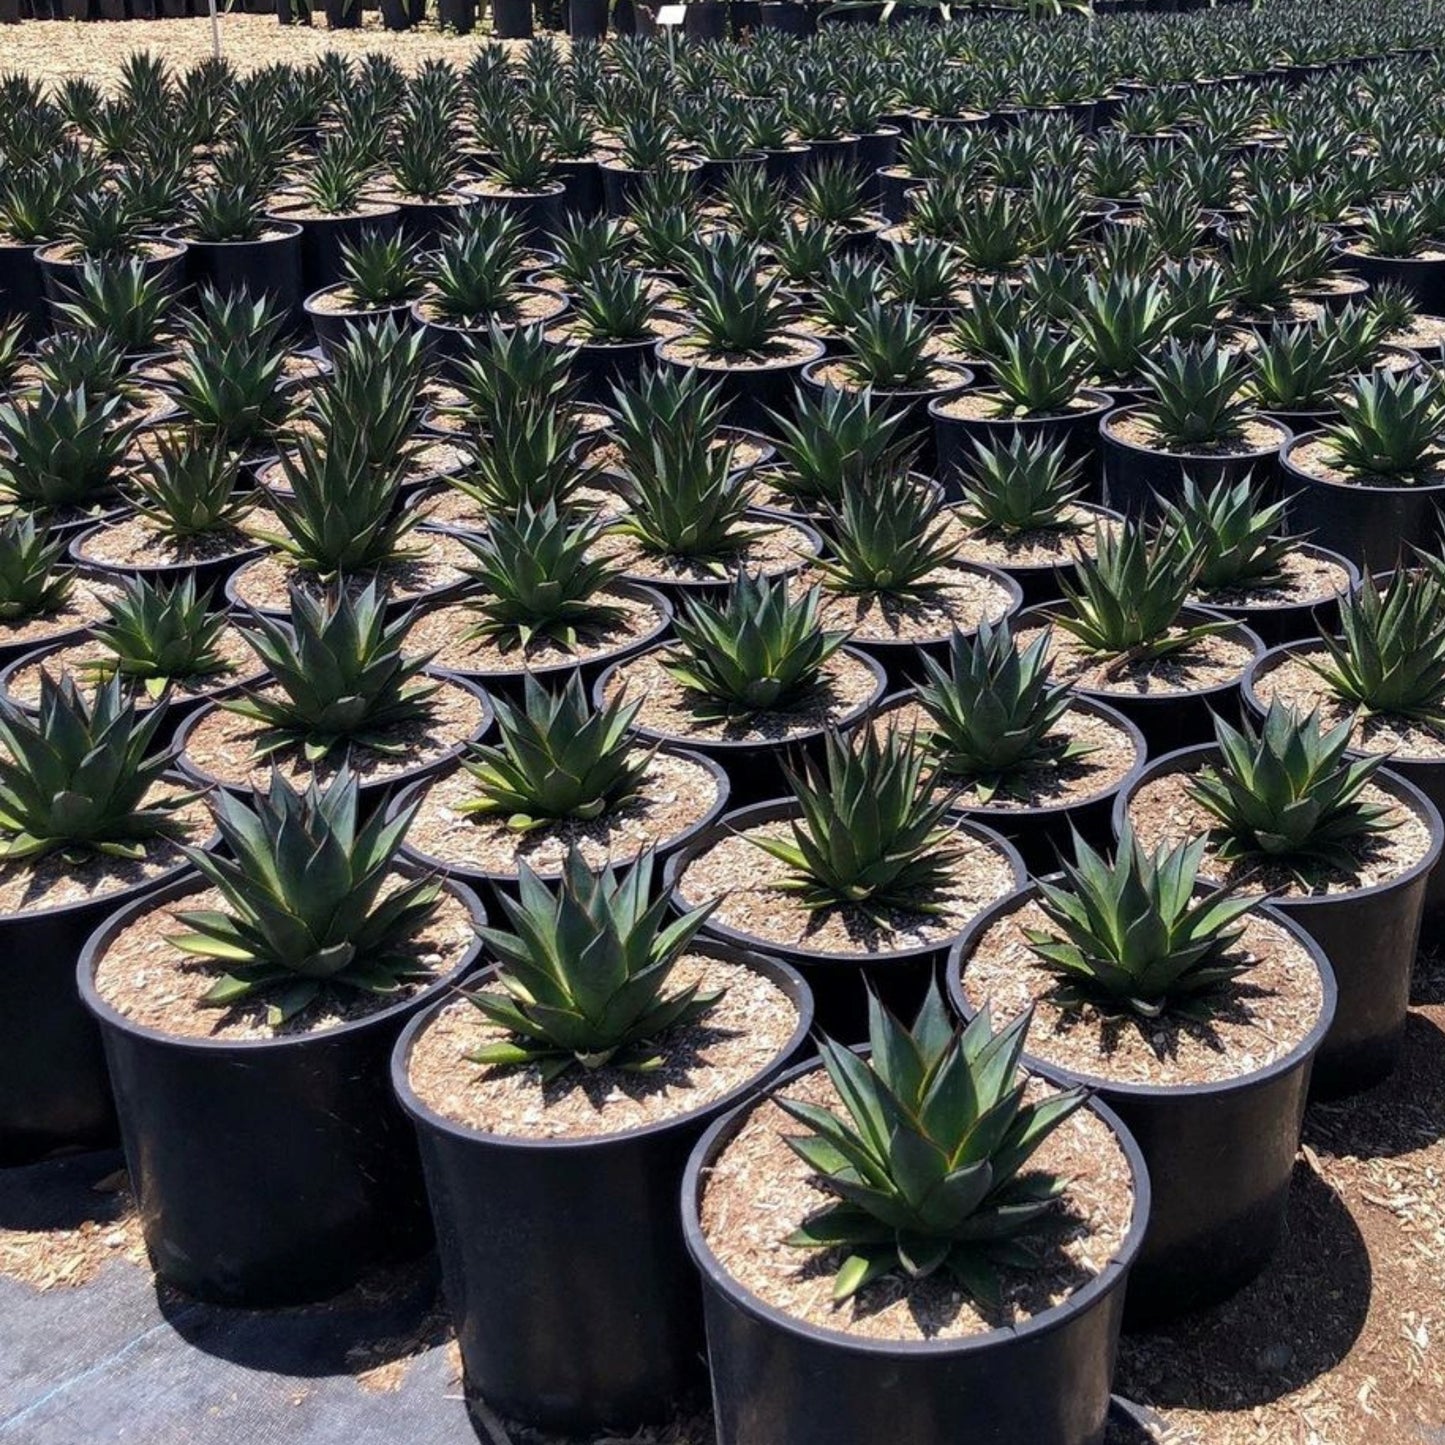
[1114,1162,1371,1413]
[0,1147,127,1231]
[1305,1012,1445,1160]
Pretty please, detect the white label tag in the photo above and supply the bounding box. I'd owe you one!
[656,3,686,22]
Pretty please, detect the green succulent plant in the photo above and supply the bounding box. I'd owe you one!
[51,257,176,356]
[914,620,1089,801]
[1026,825,1260,1019]
[464,847,722,1081]
[1157,475,1294,593]
[816,465,955,597]
[0,387,131,513]
[1188,701,1395,874]
[764,385,911,511]
[86,576,232,698]
[132,429,252,540]
[0,515,73,623]
[458,673,649,834]
[337,228,426,309]
[171,768,443,1025]
[983,328,1093,417]
[682,233,792,358]
[1321,371,1445,480]
[666,571,849,718]
[1138,340,1255,449]
[225,583,438,763]
[780,985,1088,1305]
[0,673,191,863]
[753,728,959,917]
[955,435,1087,536]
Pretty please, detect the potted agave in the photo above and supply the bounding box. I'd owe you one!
[1116,702,1441,1097]
[1161,477,1357,646]
[78,769,487,1303]
[36,188,186,311]
[1100,340,1290,516]
[1016,521,1264,754]
[596,572,886,808]
[1245,567,1445,934]
[1280,371,1445,572]
[0,515,120,668]
[950,827,1335,1323]
[0,676,212,1162]
[683,985,1147,1445]
[305,230,427,357]
[392,848,812,1431]
[865,620,1147,875]
[399,673,729,904]
[668,727,1023,1039]
[463,127,568,241]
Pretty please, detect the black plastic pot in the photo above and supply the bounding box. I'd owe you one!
[954,503,1123,607]
[78,870,485,1305]
[758,0,814,29]
[654,334,827,435]
[1334,242,1445,316]
[1114,745,1441,1099]
[594,644,887,810]
[490,0,531,34]
[567,0,606,34]
[667,800,1025,1042]
[553,157,604,218]
[36,241,185,314]
[303,286,417,355]
[68,519,266,595]
[568,331,662,404]
[267,203,400,296]
[932,390,1114,496]
[681,1052,1148,1445]
[462,181,566,242]
[411,287,569,372]
[393,944,814,1433]
[949,884,1336,1326]
[1191,543,1359,648]
[395,194,468,248]
[1016,601,1264,755]
[1279,432,1445,574]
[167,225,305,331]
[323,0,359,24]
[0,237,46,338]
[1099,405,1289,516]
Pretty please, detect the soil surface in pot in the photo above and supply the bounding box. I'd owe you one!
[406,750,722,877]
[1252,648,1445,759]
[1125,769,1434,897]
[808,359,962,392]
[603,647,880,744]
[593,517,817,587]
[182,678,486,792]
[405,591,664,678]
[939,505,1105,571]
[1019,623,1256,697]
[92,881,477,1041]
[0,782,209,915]
[0,576,120,655]
[587,433,773,479]
[655,333,821,371]
[73,513,273,572]
[410,475,619,531]
[1287,436,1445,488]
[934,389,1106,423]
[699,1068,1133,1340]
[406,952,798,1139]
[873,697,1142,812]
[1106,413,1286,458]
[1192,549,1351,610]
[676,819,1016,955]
[959,896,1325,1087]
[799,564,1015,645]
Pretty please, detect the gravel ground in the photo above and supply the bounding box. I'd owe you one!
[0,15,537,88]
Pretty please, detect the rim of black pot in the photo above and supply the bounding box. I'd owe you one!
[799,357,975,404]
[221,552,472,618]
[926,384,1116,426]
[426,581,675,685]
[678,1045,1151,1357]
[1016,601,1265,707]
[172,669,494,797]
[389,939,815,1153]
[407,285,570,337]
[945,879,1340,1102]
[1280,428,1445,499]
[1108,741,1445,906]
[619,512,827,597]
[663,797,1027,968]
[840,561,1025,657]
[1191,541,1360,619]
[942,501,1122,581]
[592,642,889,753]
[393,744,732,887]
[870,688,1150,824]
[302,284,417,322]
[652,327,829,375]
[162,221,302,248]
[67,518,268,580]
[1099,402,1292,462]
[76,865,487,1052]
[267,196,402,226]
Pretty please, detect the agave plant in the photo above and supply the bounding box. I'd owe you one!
[463,847,722,1081]
[1157,476,1293,594]
[171,768,442,1025]
[425,208,529,324]
[666,572,848,718]
[816,465,955,597]
[307,319,427,474]
[779,985,1088,1304]
[837,303,938,392]
[132,429,251,541]
[1187,701,1394,873]
[681,233,792,359]
[955,435,1087,536]
[983,329,1093,417]
[1320,371,1445,480]
[337,229,426,309]
[570,262,659,344]
[1307,567,1445,724]
[0,673,190,862]
[1026,826,1260,1018]
[764,385,910,511]
[1055,522,1228,663]
[225,583,438,762]
[754,728,958,916]
[51,257,176,356]
[459,673,649,833]
[1137,340,1255,449]
[914,621,1088,801]
[0,515,73,622]
[0,387,131,513]
[85,575,231,699]
[31,331,129,401]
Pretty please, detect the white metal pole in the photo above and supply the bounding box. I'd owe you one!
[209,0,222,60]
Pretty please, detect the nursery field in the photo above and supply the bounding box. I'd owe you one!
[4,2,1445,1443]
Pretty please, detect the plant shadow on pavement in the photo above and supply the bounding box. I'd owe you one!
[0,1147,126,1231]
[1113,1161,1370,1413]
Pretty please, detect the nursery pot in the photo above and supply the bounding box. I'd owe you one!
[1333,243,1445,317]
[1192,543,1359,649]
[168,224,305,332]
[655,333,827,436]
[949,885,1337,1326]
[78,870,487,1306]
[1099,405,1289,517]
[567,0,607,35]
[68,519,267,596]
[267,203,400,296]
[666,800,1026,1043]
[1279,432,1445,574]
[1114,745,1442,1099]
[681,1052,1149,1445]
[490,0,531,33]
[303,286,417,356]
[392,944,814,1433]
[958,503,1124,608]
[0,238,46,339]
